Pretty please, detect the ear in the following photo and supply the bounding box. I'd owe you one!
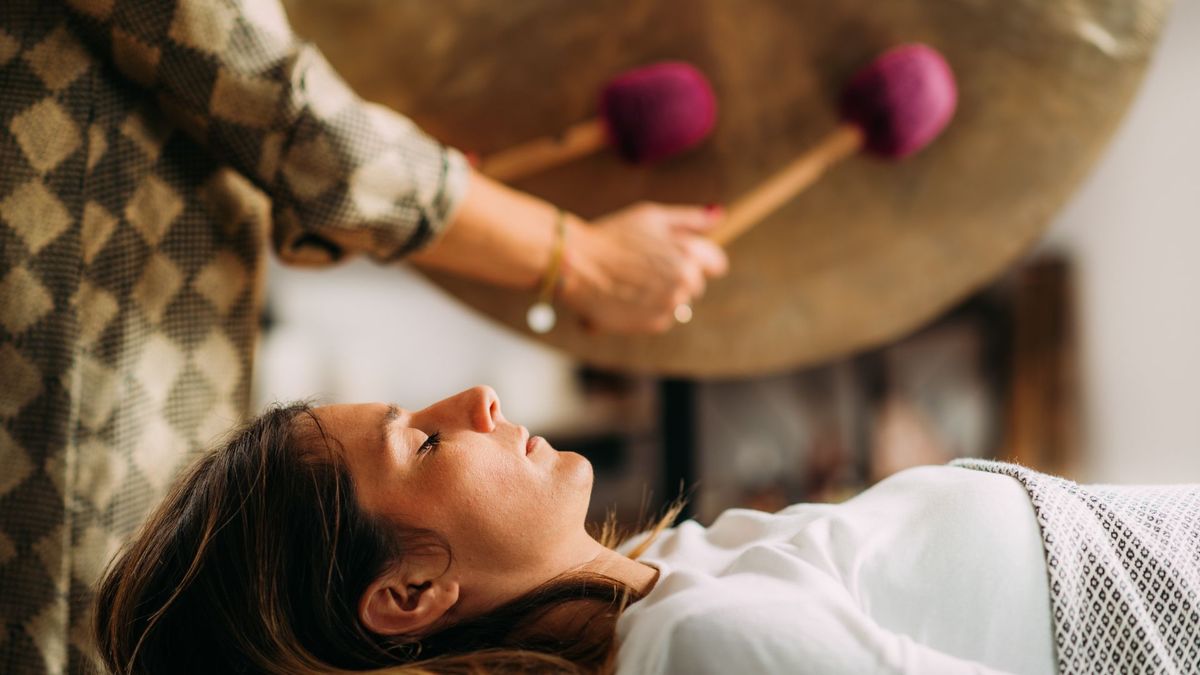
[359,565,460,636]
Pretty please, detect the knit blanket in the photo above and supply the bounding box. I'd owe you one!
[950,459,1200,674]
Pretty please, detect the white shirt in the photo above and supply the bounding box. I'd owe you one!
[615,465,1056,674]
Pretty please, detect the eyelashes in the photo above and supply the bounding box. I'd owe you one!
[417,431,441,456]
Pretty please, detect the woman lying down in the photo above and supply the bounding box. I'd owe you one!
[95,386,1199,674]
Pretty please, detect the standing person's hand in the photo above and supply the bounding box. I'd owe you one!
[560,202,730,334]
[407,171,729,336]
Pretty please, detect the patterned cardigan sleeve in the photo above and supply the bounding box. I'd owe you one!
[63,0,470,265]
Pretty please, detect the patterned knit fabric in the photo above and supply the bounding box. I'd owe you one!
[0,1,468,672]
[951,459,1200,674]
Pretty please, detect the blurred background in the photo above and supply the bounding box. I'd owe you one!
[254,0,1199,524]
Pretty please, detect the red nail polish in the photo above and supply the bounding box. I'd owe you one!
[465,151,481,167]
[705,203,724,216]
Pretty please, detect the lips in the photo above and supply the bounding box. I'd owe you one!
[526,433,539,455]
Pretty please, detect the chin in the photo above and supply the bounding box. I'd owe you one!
[560,451,593,485]
[555,451,595,507]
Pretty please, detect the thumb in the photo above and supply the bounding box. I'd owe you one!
[658,204,724,234]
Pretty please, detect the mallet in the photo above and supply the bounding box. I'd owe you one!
[707,43,957,247]
[479,61,717,181]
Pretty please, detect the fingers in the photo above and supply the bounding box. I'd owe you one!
[576,201,733,336]
[675,258,706,302]
[648,202,730,276]
[667,229,728,305]
[652,203,725,235]
[678,235,729,278]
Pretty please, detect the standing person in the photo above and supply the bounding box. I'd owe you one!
[0,1,729,672]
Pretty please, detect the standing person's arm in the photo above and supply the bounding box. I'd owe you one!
[63,0,727,333]
[411,170,728,334]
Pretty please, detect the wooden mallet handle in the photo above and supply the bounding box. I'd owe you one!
[708,123,865,247]
[479,119,609,182]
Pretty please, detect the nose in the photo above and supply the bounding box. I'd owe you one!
[463,385,501,433]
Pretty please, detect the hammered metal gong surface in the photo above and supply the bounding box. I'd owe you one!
[283,0,1170,377]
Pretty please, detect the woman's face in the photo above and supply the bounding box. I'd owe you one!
[307,385,596,614]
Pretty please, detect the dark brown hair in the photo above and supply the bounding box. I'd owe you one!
[93,402,678,674]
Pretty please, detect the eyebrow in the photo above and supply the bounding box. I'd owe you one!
[380,403,402,449]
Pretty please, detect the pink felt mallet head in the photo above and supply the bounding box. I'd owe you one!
[598,61,718,163]
[706,44,958,247]
[839,43,957,159]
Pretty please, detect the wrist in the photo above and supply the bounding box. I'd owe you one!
[526,208,571,333]
[557,215,597,311]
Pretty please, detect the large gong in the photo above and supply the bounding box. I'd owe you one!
[282,0,1170,377]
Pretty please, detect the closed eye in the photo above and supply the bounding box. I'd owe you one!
[418,431,441,456]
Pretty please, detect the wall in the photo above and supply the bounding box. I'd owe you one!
[1040,0,1200,482]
